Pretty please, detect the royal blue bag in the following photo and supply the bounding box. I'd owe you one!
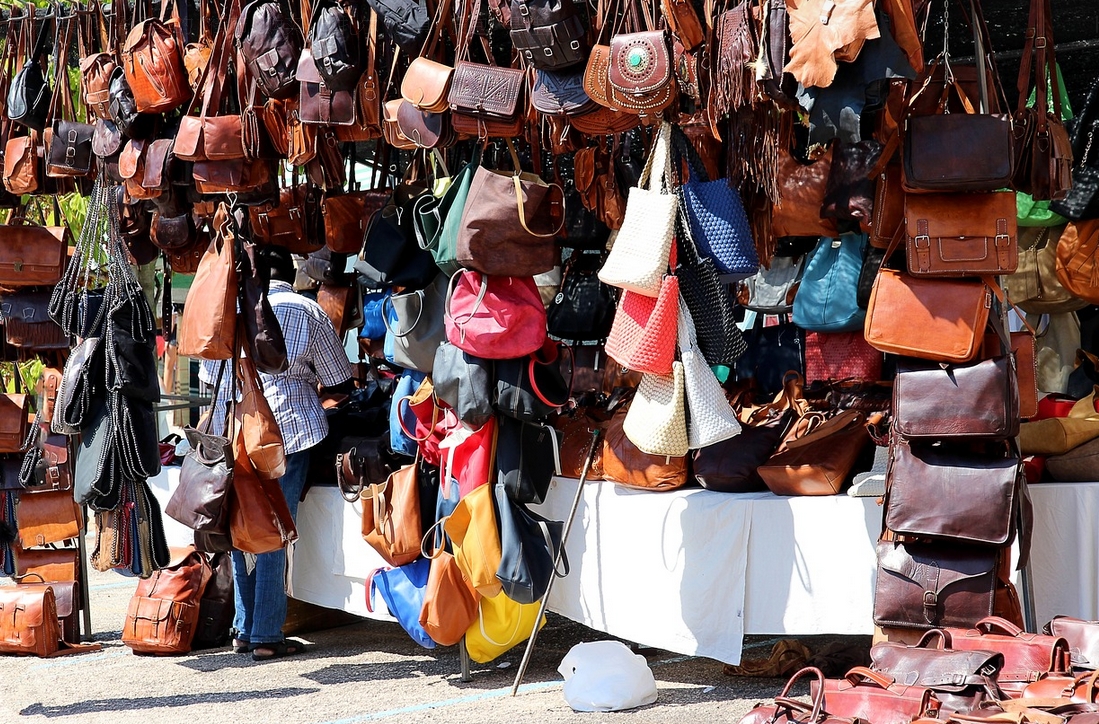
[674,129,758,277]
[367,558,436,649]
[791,233,867,333]
[390,371,426,457]
[361,290,391,341]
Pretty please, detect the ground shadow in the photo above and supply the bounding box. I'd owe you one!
[20,687,319,718]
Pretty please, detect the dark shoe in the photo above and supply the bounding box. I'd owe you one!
[232,639,250,654]
[251,639,308,662]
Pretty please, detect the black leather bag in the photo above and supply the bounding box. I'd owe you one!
[494,482,567,605]
[357,195,439,290]
[237,232,289,375]
[531,68,597,115]
[106,289,160,403]
[509,0,587,70]
[547,252,616,343]
[107,67,155,140]
[494,349,570,422]
[432,342,494,427]
[363,0,429,55]
[1051,78,1099,221]
[693,409,793,492]
[309,0,363,93]
[8,18,51,132]
[734,317,805,397]
[236,0,303,99]
[676,222,747,367]
[191,552,234,648]
[495,417,559,505]
[73,401,117,505]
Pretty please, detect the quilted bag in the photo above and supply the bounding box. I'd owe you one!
[804,332,882,384]
[598,123,676,297]
[603,275,678,375]
[622,362,688,457]
[679,297,741,449]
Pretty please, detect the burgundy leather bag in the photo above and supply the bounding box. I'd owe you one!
[944,617,1071,698]
[739,667,859,724]
[812,666,942,724]
[1045,616,1099,671]
[893,355,1020,440]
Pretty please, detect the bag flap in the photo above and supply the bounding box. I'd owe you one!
[608,30,672,94]
[193,160,244,185]
[296,49,322,84]
[46,582,77,619]
[0,224,67,269]
[870,642,1005,690]
[126,595,180,623]
[142,138,174,187]
[448,62,524,117]
[878,541,996,594]
[0,291,52,323]
[118,139,145,179]
[401,57,453,109]
[92,119,124,157]
[905,191,1016,239]
[202,116,245,160]
[175,117,204,158]
[0,585,51,627]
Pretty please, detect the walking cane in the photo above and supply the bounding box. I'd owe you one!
[510,427,603,696]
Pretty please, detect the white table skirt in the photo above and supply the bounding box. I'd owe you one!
[144,468,1099,665]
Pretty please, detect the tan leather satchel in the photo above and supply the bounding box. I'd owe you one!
[3,134,38,195]
[1055,219,1099,304]
[235,356,286,481]
[0,585,100,657]
[904,191,1018,277]
[122,548,212,655]
[177,207,238,360]
[360,463,422,567]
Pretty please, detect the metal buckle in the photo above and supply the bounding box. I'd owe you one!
[995,234,1009,247]
[914,234,930,248]
[543,48,553,57]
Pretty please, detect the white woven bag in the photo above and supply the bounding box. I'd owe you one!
[597,123,677,297]
[622,361,689,457]
[678,296,742,449]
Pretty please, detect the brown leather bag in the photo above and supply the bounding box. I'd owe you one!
[78,3,117,120]
[944,617,1071,698]
[235,356,286,481]
[419,537,479,646]
[15,490,81,547]
[14,549,81,643]
[864,269,991,363]
[601,409,688,491]
[317,282,363,337]
[120,0,190,113]
[323,190,386,254]
[249,185,323,254]
[1045,617,1099,671]
[871,161,905,249]
[177,209,237,360]
[3,134,38,195]
[448,62,526,139]
[402,57,453,114]
[46,19,93,179]
[740,667,859,724]
[0,585,67,656]
[757,409,870,496]
[122,547,212,655]
[582,45,643,129]
[361,463,422,567]
[297,49,356,126]
[607,29,677,118]
[228,433,298,554]
[813,666,942,724]
[193,158,275,195]
[0,391,28,453]
[0,209,68,288]
[1055,219,1099,304]
[1022,672,1099,703]
[893,355,1019,440]
[904,191,1018,277]
[772,146,839,238]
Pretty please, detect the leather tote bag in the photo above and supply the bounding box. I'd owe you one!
[384,273,448,374]
[622,363,689,457]
[366,558,435,649]
[168,426,233,532]
[419,538,479,647]
[904,191,1018,277]
[493,483,566,605]
[601,409,688,491]
[598,123,676,297]
[772,146,838,238]
[884,440,1022,546]
[443,483,502,598]
[812,668,942,724]
[227,437,297,555]
[864,269,990,363]
[360,463,422,568]
[873,540,998,630]
[893,355,1020,440]
[235,357,286,481]
[121,0,190,113]
[443,271,547,360]
[603,274,678,375]
[678,297,741,449]
[791,233,867,333]
[177,213,237,360]
[431,343,494,427]
[757,410,870,496]
[693,409,793,493]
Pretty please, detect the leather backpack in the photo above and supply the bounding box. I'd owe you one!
[108,67,156,140]
[121,0,190,114]
[8,11,53,133]
[309,0,364,93]
[236,0,302,100]
[122,547,213,655]
[363,0,429,54]
[509,0,587,71]
[190,552,234,649]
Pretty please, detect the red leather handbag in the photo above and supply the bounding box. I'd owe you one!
[444,271,547,360]
[804,331,883,384]
[944,616,1071,698]
[813,667,942,724]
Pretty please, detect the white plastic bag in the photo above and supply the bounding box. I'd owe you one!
[558,641,658,712]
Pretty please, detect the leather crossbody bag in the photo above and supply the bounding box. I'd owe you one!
[447,0,525,138]
[893,354,1020,440]
[904,191,1018,277]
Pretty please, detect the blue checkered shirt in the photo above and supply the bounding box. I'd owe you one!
[200,281,353,454]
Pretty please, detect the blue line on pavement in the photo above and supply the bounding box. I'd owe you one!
[316,680,563,724]
[90,580,140,591]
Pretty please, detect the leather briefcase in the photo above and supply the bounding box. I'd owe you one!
[904,191,1018,276]
[0,221,68,287]
[873,540,998,630]
[1045,616,1099,671]
[944,616,1071,698]
[982,331,1038,420]
[884,440,1022,547]
[812,666,942,724]
[0,584,64,656]
[740,667,859,724]
[864,269,990,363]
[893,355,1020,440]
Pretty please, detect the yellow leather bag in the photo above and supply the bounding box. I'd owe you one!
[463,591,545,664]
[442,484,501,598]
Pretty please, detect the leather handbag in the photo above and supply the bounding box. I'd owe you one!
[79,5,116,120]
[366,558,436,649]
[431,343,494,427]
[15,487,81,547]
[885,440,1022,546]
[772,146,838,238]
[904,192,1018,277]
[4,134,39,195]
[893,355,1020,440]
[678,297,741,450]
[598,124,676,297]
[813,667,942,724]
[363,0,429,54]
[530,68,597,117]
[236,0,302,100]
[419,545,479,648]
[107,66,156,140]
[296,47,355,126]
[0,292,67,350]
[738,257,804,314]
[8,13,52,132]
[693,409,793,493]
[509,0,586,71]
[739,667,858,724]
[456,143,563,278]
[176,214,237,360]
[0,390,28,454]
[0,214,67,288]
[45,20,93,179]
[1051,78,1099,220]
[864,269,991,363]
[1055,220,1099,304]
[308,0,363,93]
[804,332,882,384]
[324,190,384,255]
[1045,617,1099,671]
[444,272,547,360]
[607,24,676,118]
[418,151,479,277]
[121,0,190,113]
[443,482,503,598]
[1021,672,1099,703]
[494,482,565,605]
[734,317,805,398]
[791,233,867,333]
[603,275,678,375]
[361,463,422,568]
[1007,226,1087,315]
[874,540,999,630]
[495,417,559,505]
[250,185,324,255]
[235,356,286,481]
[622,362,689,457]
[493,348,569,423]
[944,616,1071,697]
[384,273,448,373]
[870,630,1006,716]
[601,409,688,491]
[122,548,212,655]
[757,409,870,496]
[871,161,905,249]
[0,585,69,657]
[317,282,363,337]
[167,423,233,533]
[546,252,617,344]
[401,58,453,114]
[228,435,297,555]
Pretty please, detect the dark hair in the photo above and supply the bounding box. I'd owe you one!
[257,245,296,284]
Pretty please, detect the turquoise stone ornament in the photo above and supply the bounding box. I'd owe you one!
[627,47,646,69]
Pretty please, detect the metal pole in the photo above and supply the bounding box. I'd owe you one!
[77,505,92,641]
[510,428,602,697]
[459,636,473,683]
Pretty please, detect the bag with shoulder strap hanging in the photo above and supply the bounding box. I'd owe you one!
[46,17,93,179]
[447,0,525,138]
[309,0,363,93]
[606,0,676,119]
[122,547,212,655]
[361,462,422,568]
[493,482,567,605]
[443,483,502,598]
[227,432,297,555]
[419,526,479,647]
[0,584,100,657]
[177,205,237,360]
[363,0,429,54]
[235,355,286,481]
[79,2,116,120]
[678,297,741,450]
[120,0,190,113]
[444,272,547,360]
[1051,77,1099,220]
[904,191,1018,277]
[8,10,52,132]
[509,0,587,70]
[236,0,302,99]
[366,558,436,648]
[463,588,545,663]
[0,202,68,290]
[757,409,870,496]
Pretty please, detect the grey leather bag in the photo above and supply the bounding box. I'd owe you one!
[739,255,805,314]
[385,273,448,373]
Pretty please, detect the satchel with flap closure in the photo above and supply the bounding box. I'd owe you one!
[1045,616,1099,671]
[812,666,942,724]
[894,355,1020,440]
[904,191,1018,277]
[945,616,1071,697]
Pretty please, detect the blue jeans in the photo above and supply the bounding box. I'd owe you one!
[231,449,310,645]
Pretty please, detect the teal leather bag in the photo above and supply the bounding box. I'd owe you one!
[792,233,868,333]
[414,149,481,276]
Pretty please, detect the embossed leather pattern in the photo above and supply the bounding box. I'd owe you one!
[448,62,525,120]
[530,68,596,116]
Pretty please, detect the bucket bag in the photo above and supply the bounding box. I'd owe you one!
[444,272,547,360]
[622,362,688,457]
[791,233,867,333]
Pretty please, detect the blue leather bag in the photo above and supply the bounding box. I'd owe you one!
[368,558,436,649]
[360,290,391,341]
[389,371,426,457]
[791,233,868,333]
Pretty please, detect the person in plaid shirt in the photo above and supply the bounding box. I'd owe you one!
[200,246,353,661]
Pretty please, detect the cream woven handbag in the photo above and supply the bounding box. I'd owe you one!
[597,123,677,297]
[678,297,742,449]
[622,361,689,457]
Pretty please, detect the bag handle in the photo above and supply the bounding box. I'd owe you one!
[476,595,527,648]
[916,628,951,650]
[974,616,1024,637]
[382,290,426,339]
[503,140,566,240]
[775,667,827,722]
[443,271,490,330]
[845,666,897,690]
[528,345,573,410]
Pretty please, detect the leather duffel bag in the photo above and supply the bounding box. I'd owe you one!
[944,616,1071,698]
